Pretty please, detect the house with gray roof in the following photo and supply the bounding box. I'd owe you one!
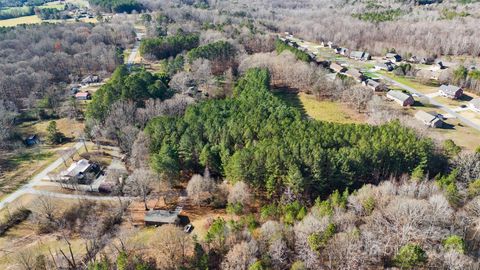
[374,62,394,71]
[386,53,402,62]
[439,84,463,99]
[415,110,443,128]
[144,210,180,226]
[386,90,414,106]
[470,98,480,113]
[350,51,370,61]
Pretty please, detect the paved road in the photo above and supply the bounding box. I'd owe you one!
[376,73,480,132]
[0,141,84,210]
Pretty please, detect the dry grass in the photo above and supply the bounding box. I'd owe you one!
[298,93,365,123]
[19,118,85,140]
[0,15,41,27]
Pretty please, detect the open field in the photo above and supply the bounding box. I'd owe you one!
[274,91,365,124]
[377,71,439,94]
[0,15,41,27]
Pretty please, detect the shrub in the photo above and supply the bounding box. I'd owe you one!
[307,223,336,252]
[444,139,461,156]
[443,235,466,254]
[468,179,480,197]
[393,243,427,269]
[362,196,375,215]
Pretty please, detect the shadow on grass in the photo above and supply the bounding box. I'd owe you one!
[459,94,473,102]
[440,122,456,130]
[272,87,307,118]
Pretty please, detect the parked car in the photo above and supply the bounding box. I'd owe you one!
[184,224,193,233]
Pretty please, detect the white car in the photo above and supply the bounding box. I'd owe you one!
[184,224,193,233]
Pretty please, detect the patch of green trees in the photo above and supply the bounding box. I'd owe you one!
[352,9,402,23]
[186,40,236,62]
[146,68,438,199]
[275,39,310,62]
[86,65,171,121]
[139,33,199,60]
[88,0,142,13]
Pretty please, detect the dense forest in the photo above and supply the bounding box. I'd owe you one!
[139,33,200,60]
[88,0,143,13]
[146,68,440,199]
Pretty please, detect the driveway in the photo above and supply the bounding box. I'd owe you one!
[0,141,84,210]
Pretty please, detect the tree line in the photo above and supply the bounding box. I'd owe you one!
[139,33,200,60]
[88,0,143,13]
[146,68,440,200]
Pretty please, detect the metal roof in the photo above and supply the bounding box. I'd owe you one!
[387,90,412,102]
[144,210,179,224]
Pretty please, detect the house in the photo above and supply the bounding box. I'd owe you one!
[420,57,435,65]
[75,91,91,100]
[438,85,463,99]
[415,110,443,128]
[25,134,40,146]
[329,62,346,73]
[59,159,93,182]
[350,51,364,60]
[469,98,480,113]
[374,62,394,71]
[144,210,180,226]
[349,51,370,61]
[81,75,100,85]
[386,90,415,106]
[345,68,365,82]
[364,79,383,92]
[386,53,402,63]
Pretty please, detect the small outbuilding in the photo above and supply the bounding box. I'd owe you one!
[75,91,91,100]
[415,110,443,128]
[386,90,415,106]
[374,62,395,71]
[438,85,463,99]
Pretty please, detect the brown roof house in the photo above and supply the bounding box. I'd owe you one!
[470,98,480,113]
[386,90,414,106]
[439,85,463,99]
[330,62,346,73]
[345,68,366,82]
[415,110,443,128]
[364,79,385,92]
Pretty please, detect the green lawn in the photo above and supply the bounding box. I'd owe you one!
[377,71,438,94]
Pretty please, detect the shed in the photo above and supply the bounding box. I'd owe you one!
[75,92,91,100]
[375,62,394,71]
[144,210,180,226]
[415,110,443,128]
[81,75,100,85]
[336,47,348,55]
[470,98,480,113]
[386,90,414,106]
[350,51,364,60]
[438,85,463,99]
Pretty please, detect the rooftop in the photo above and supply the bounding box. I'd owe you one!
[61,159,91,178]
[144,209,179,224]
[439,84,461,95]
[387,90,412,102]
[471,98,480,109]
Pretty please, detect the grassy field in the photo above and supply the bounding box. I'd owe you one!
[377,71,439,94]
[0,15,41,26]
